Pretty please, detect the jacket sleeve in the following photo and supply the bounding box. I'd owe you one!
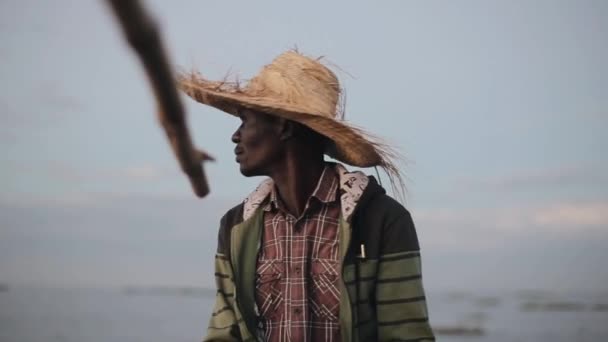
[203,217,243,341]
[375,207,435,342]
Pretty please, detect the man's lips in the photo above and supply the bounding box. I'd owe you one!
[234,147,244,162]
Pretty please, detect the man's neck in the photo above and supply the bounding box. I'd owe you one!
[269,156,326,218]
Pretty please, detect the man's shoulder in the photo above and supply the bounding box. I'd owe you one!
[365,193,412,222]
[353,183,420,253]
[215,202,245,256]
[219,202,245,230]
[356,177,412,224]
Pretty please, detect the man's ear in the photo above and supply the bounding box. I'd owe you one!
[278,118,294,141]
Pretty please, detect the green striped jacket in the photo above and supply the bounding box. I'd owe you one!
[205,165,434,341]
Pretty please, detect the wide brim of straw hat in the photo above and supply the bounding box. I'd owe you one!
[177,72,396,168]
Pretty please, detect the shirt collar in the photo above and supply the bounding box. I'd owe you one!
[263,164,338,212]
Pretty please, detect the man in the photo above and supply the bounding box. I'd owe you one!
[178,51,435,342]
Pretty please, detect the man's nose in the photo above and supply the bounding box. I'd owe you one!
[231,129,240,144]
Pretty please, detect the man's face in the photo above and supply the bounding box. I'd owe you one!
[232,109,284,177]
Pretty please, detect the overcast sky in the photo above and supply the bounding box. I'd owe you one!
[1,0,607,291]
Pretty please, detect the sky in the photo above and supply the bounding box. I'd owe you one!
[1,0,607,292]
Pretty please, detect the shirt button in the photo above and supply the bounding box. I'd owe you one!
[294,267,301,275]
[294,308,301,314]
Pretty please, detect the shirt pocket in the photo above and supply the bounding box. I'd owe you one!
[255,261,284,321]
[310,260,340,322]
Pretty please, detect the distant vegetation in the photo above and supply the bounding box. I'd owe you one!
[122,285,215,298]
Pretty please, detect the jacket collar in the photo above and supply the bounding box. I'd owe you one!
[242,162,369,222]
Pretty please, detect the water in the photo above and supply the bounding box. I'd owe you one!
[1,287,607,341]
[0,287,209,342]
[427,289,608,342]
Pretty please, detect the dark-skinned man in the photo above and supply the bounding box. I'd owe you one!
[178,51,435,342]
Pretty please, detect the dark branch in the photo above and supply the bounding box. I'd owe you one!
[105,0,211,197]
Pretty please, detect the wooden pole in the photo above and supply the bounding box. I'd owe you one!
[105,0,212,197]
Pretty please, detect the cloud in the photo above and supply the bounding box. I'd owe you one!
[40,87,85,113]
[87,163,180,186]
[123,165,161,180]
[1,192,606,290]
[533,202,608,227]
[0,84,85,125]
[0,193,237,287]
[93,164,180,183]
[418,201,608,231]
[459,164,608,191]
[0,192,236,240]
[414,200,608,248]
[5,160,177,184]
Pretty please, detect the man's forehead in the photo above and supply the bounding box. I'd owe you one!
[237,108,280,123]
[237,108,261,117]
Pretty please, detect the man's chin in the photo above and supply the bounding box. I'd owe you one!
[239,165,257,177]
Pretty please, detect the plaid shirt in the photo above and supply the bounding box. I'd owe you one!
[255,165,341,342]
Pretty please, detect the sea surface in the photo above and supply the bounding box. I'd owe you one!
[1,286,607,342]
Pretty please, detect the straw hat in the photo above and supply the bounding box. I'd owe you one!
[177,51,400,173]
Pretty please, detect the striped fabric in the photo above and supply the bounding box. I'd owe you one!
[344,251,433,341]
[206,254,251,341]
